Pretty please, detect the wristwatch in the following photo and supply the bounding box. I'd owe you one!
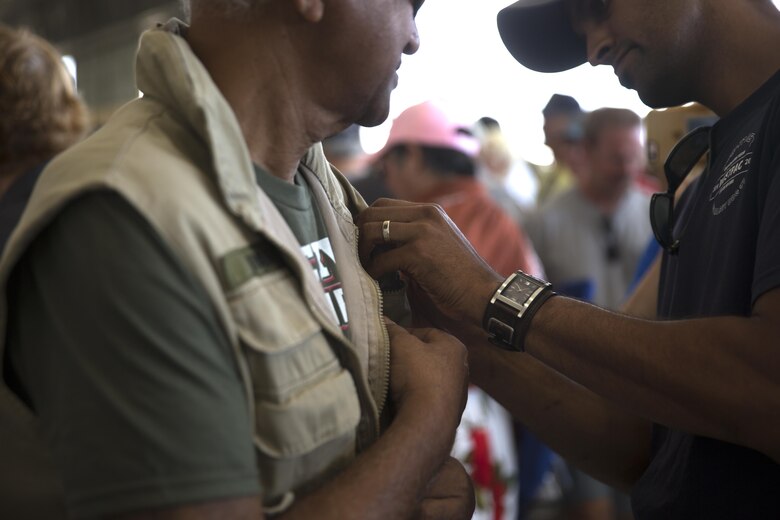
[482,270,555,352]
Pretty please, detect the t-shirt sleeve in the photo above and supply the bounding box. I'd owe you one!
[752,141,780,303]
[6,191,260,518]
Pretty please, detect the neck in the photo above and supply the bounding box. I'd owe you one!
[696,4,780,116]
[187,12,342,183]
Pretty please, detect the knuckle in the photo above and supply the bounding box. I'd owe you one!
[419,221,438,243]
[421,203,441,220]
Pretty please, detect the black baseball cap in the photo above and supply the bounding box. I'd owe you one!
[497,0,586,73]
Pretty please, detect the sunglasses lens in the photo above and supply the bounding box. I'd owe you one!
[650,193,673,248]
[654,126,711,253]
[665,126,711,189]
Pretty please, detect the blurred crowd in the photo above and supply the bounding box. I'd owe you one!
[323,94,662,520]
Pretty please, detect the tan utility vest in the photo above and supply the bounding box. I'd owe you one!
[0,22,394,514]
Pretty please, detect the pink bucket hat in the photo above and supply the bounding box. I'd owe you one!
[373,101,480,160]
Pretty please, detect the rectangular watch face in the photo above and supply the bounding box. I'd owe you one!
[500,275,549,313]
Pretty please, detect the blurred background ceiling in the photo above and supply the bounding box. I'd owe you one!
[1,0,183,119]
[0,0,178,43]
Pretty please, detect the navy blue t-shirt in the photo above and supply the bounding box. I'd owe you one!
[631,71,780,518]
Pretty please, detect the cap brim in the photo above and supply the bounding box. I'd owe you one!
[497,0,587,73]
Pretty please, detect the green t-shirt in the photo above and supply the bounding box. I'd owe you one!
[6,167,348,517]
[254,165,349,332]
[253,164,328,245]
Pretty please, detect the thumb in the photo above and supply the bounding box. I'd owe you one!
[383,317,405,340]
[405,326,443,343]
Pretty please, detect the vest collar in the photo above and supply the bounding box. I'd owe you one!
[135,20,354,228]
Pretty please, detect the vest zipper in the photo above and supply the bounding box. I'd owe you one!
[274,233,382,445]
[371,258,391,424]
[354,226,390,433]
[377,281,390,420]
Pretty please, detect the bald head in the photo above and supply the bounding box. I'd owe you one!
[583,108,642,149]
[577,108,645,212]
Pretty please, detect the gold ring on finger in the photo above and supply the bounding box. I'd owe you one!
[382,220,391,243]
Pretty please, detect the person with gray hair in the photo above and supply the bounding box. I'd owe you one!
[0,0,474,519]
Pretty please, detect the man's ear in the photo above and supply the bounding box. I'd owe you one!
[292,0,324,22]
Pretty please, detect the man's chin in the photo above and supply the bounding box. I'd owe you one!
[633,77,694,110]
[620,73,668,108]
[357,115,388,128]
[355,102,392,128]
[617,71,637,93]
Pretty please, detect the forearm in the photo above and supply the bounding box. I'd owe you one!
[463,329,651,490]
[280,401,455,520]
[526,294,780,460]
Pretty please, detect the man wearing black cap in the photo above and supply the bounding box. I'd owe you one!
[359,1,780,518]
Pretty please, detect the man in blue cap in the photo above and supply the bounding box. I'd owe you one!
[360,1,780,518]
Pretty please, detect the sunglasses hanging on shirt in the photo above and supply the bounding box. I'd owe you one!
[650,125,712,254]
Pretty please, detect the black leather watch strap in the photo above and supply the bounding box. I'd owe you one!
[482,270,555,352]
[512,287,555,350]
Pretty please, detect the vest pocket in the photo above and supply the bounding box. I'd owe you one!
[227,268,360,503]
[253,368,360,505]
[228,269,344,401]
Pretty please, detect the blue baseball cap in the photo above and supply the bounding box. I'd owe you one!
[497,0,587,73]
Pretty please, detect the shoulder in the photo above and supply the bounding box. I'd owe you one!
[34,98,210,215]
[41,97,239,230]
[23,190,190,283]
